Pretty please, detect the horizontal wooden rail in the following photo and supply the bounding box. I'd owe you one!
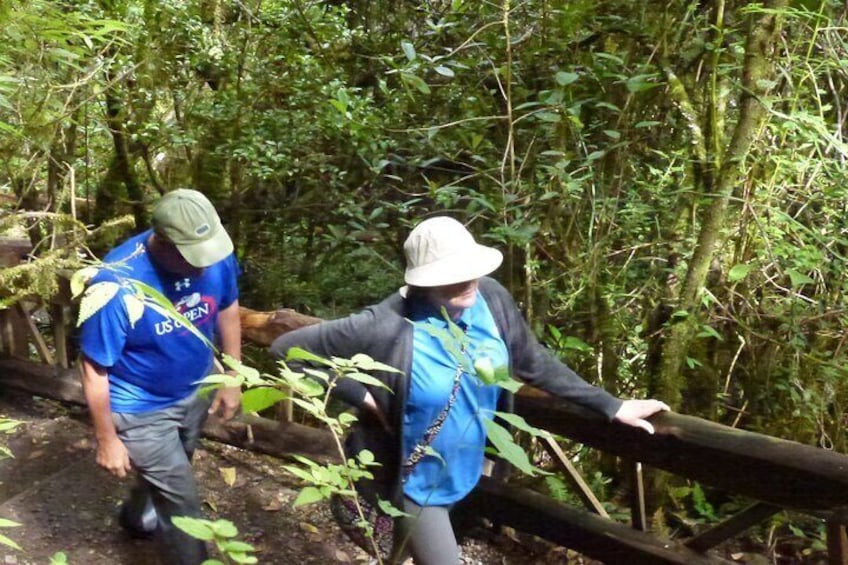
[515,393,848,522]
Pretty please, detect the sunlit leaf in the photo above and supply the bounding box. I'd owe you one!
[77,281,121,326]
[293,486,326,506]
[728,264,753,283]
[123,293,145,328]
[241,387,287,413]
[171,516,215,540]
[483,419,548,477]
[220,467,237,487]
[70,266,99,298]
[555,71,579,86]
[434,65,454,77]
[401,40,416,61]
[787,269,814,287]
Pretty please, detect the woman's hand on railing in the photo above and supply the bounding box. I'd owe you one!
[613,399,670,434]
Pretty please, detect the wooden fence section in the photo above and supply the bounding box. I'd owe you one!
[1,264,847,563]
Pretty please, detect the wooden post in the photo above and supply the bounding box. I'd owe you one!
[51,302,70,369]
[542,436,609,517]
[828,521,848,565]
[630,460,648,531]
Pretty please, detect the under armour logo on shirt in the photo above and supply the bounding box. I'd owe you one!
[175,278,191,291]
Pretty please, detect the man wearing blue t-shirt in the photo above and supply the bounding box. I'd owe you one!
[79,189,242,565]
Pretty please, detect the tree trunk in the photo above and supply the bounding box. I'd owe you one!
[652,0,788,411]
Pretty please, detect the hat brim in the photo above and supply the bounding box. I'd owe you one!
[176,227,234,268]
[404,245,502,287]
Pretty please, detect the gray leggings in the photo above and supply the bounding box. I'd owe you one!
[391,497,460,565]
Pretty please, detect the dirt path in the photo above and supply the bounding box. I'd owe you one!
[0,389,581,565]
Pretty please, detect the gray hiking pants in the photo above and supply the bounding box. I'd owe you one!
[113,390,211,565]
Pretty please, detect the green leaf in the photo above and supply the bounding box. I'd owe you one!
[49,552,69,565]
[228,553,258,565]
[727,263,753,283]
[401,40,416,61]
[291,376,325,397]
[492,411,553,440]
[337,412,358,426]
[536,111,561,123]
[400,72,431,94]
[172,516,216,540]
[560,336,592,352]
[220,540,256,553]
[293,486,326,506]
[0,532,21,551]
[70,266,99,298]
[685,356,703,369]
[221,355,262,385]
[786,268,814,287]
[697,325,723,341]
[482,419,547,476]
[625,74,660,93]
[197,374,242,387]
[210,519,238,538]
[343,371,393,391]
[0,519,21,528]
[285,347,331,366]
[377,499,410,518]
[357,449,376,465]
[77,281,122,326]
[349,354,403,373]
[123,293,145,328]
[434,65,455,78]
[473,357,495,384]
[241,387,288,413]
[555,71,579,86]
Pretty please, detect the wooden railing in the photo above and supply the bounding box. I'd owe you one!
[1,260,846,564]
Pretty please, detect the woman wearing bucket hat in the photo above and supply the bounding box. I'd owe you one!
[270,216,669,564]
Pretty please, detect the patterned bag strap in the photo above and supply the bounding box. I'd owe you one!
[401,335,468,482]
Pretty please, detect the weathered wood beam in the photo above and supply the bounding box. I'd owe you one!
[0,358,337,464]
[463,476,732,565]
[541,436,608,517]
[827,522,848,565]
[16,302,54,366]
[629,460,648,531]
[685,503,781,552]
[239,306,321,346]
[514,393,848,521]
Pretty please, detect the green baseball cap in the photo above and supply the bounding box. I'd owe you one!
[151,189,234,268]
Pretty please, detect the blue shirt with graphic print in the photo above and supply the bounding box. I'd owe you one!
[79,229,239,413]
[402,292,509,506]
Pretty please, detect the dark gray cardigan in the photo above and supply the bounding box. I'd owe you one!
[269,277,622,501]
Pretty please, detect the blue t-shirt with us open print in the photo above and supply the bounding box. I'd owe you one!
[79,229,239,413]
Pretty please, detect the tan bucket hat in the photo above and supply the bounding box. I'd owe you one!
[403,216,503,287]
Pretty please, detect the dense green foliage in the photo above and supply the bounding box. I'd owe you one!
[2,0,847,504]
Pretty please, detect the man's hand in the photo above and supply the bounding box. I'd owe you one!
[613,399,671,434]
[96,435,132,478]
[209,385,241,421]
